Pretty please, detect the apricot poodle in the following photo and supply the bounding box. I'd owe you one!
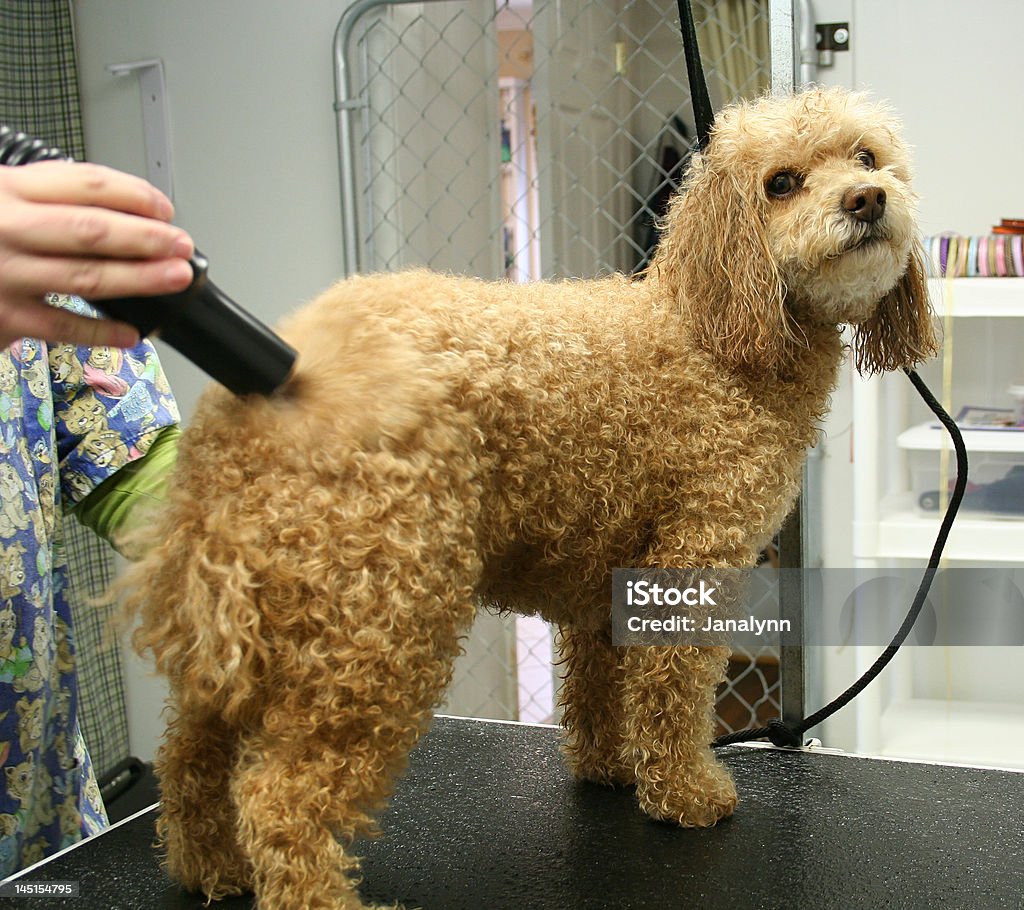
[122,87,936,909]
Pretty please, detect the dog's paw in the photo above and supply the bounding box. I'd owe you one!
[161,846,253,900]
[563,748,636,787]
[635,761,737,828]
[171,867,253,902]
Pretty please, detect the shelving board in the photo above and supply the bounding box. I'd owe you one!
[898,421,1024,453]
[876,509,1024,561]
[928,277,1024,317]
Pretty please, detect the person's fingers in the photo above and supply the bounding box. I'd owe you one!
[0,160,175,221]
[0,162,190,349]
[0,255,194,303]
[0,202,194,261]
[0,295,140,350]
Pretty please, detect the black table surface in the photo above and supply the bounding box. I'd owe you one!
[6,715,1023,909]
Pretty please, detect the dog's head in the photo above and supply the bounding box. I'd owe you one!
[651,87,937,376]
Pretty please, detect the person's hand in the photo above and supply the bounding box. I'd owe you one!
[0,160,195,349]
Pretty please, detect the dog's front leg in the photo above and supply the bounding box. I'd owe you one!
[557,625,634,786]
[620,643,737,827]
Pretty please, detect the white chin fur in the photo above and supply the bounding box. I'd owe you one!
[785,242,905,325]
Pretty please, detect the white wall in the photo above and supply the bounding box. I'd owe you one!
[846,0,1024,237]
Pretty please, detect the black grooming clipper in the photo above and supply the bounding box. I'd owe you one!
[0,125,297,397]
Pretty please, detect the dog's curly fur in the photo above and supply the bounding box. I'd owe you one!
[121,88,936,909]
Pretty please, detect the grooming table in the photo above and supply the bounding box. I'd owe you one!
[6,715,1023,908]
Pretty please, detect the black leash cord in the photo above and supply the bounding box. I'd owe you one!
[714,368,970,749]
[674,0,714,151]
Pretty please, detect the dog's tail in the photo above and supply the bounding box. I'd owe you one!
[118,453,273,721]
[115,379,314,721]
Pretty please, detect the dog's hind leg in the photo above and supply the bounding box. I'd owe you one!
[155,708,253,898]
[620,643,737,827]
[227,478,481,909]
[557,625,634,785]
[228,609,474,910]
[229,733,370,910]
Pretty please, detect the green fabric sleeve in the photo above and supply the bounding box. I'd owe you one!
[73,425,181,555]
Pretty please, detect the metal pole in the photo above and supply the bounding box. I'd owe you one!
[767,0,806,735]
[778,498,807,736]
[768,0,797,97]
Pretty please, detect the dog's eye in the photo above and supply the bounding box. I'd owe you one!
[765,171,802,198]
[856,149,876,169]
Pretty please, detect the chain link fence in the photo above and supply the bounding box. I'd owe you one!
[336,0,778,733]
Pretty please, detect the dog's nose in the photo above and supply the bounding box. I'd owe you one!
[843,184,886,223]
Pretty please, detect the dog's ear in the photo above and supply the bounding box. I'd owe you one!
[651,158,797,376]
[852,240,939,374]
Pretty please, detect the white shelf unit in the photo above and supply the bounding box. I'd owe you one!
[927,276,1024,317]
[871,419,1024,560]
[849,277,1024,766]
[854,277,1024,564]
